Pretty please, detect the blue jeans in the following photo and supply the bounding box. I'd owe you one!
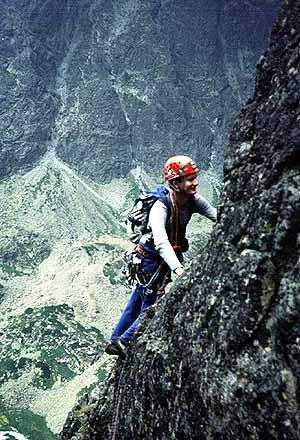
[110,246,171,344]
[110,284,157,344]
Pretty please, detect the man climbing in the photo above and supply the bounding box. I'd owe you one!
[105,155,217,359]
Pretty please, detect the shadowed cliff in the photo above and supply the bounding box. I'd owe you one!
[0,0,280,181]
[59,0,300,438]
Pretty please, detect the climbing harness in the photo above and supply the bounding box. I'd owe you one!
[122,247,165,294]
[135,262,164,290]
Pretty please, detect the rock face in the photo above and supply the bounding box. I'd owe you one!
[0,1,71,178]
[59,0,300,439]
[0,0,280,181]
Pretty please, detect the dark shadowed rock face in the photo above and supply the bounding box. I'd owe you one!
[0,0,280,181]
[0,0,75,178]
[59,0,300,439]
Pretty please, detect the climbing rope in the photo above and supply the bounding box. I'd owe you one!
[110,363,125,440]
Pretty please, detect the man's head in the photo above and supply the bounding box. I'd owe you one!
[163,155,199,194]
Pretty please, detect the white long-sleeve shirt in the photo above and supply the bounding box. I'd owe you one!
[141,193,217,272]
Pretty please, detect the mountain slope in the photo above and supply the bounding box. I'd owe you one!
[0,154,131,436]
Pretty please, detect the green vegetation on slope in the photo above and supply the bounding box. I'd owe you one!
[0,304,104,390]
[0,403,57,440]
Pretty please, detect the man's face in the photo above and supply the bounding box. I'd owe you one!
[177,173,199,195]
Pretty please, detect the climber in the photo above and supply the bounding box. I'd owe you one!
[105,155,217,359]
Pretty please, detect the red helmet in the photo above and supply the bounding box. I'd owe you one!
[163,155,199,181]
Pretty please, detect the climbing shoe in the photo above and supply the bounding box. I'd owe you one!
[114,338,127,360]
[105,339,127,359]
[105,341,120,356]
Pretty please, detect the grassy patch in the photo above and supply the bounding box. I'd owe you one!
[0,305,104,389]
[0,403,57,440]
[97,367,106,382]
[103,258,124,285]
[81,242,122,257]
[0,263,29,277]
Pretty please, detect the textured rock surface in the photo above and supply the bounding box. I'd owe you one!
[0,0,72,178]
[60,0,300,438]
[0,0,280,181]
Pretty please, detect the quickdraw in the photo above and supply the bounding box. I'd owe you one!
[122,249,163,294]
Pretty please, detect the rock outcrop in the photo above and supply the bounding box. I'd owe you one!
[60,0,300,438]
[0,0,72,178]
[0,0,280,181]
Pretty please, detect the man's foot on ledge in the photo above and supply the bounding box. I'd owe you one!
[114,338,127,360]
[105,341,120,356]
[105,338,127,359]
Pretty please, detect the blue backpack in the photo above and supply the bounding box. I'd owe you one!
[127,185,171,244]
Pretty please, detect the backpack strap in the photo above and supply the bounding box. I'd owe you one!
[169,196,180,250]
[157,192,179,249]
[158,192,173,235]
[167,193,196,255]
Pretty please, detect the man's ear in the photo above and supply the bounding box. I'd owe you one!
[171,179,181,193]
